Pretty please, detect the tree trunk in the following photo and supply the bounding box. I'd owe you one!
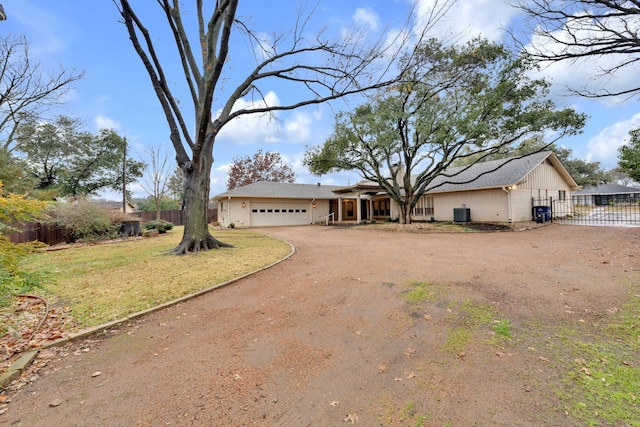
[170,148,232,255]
[399,204,411,225]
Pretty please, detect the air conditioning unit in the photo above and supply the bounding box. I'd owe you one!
[453,208,471,222]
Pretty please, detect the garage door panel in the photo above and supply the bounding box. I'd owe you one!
[250,202,309,226]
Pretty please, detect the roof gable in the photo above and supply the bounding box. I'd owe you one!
[425,151,578,193]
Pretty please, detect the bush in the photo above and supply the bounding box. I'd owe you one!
[46,199,119,242]
[0,237,45,306]
[144,219,174,234]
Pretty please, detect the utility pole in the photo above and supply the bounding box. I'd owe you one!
[122,138,127,213]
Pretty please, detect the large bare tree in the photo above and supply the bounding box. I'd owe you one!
[115,0,446,254]
[515,0,640,99]
[0,35,84,153]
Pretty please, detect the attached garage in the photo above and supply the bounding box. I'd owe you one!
[215,182,342,228]
[250,202,309,226]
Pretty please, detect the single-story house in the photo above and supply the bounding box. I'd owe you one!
[573,183,640,206]
[214,151,579,227]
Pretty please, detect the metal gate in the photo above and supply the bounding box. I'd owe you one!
[533,196,640,227]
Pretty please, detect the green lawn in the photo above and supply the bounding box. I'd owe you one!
[20,226,292,328]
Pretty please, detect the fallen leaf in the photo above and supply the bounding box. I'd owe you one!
[344,413,358,424]
[495,351,504,357]
[403,348,416,357]
[394,377,403,381]
[49,398,63,407]
[456,352,466,360]
[423,314,432,320]
[329,400,340,407]
[378,364,387,373]
[405,372,416,379]
[91,371,102,377]
[580,367,591,376]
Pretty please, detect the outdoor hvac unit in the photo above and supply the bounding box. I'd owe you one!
[453,208,471,222]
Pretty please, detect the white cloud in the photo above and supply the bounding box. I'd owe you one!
[94,115,121,131]
[415,0,516,43]
[353,8,380,31]
[216,91,282,143]
[216,92,321,145]
[284,112,313,142]
[586,113,640,169]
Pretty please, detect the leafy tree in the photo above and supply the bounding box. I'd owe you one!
[516,0,640,99]
[135,196,181,212]
[563,157,611,188]
[305,38,586,224]
[227,150,296,190]
[0,181,48,305]
[618,128,640,183]
[0,149,38,195]
[14,115,145,198]
[114,0,445,254]
[609,167,638,187]
[138,146,174,220]
[166,167,185,204]
[0,34,83,153]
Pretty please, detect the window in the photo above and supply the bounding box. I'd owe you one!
[558,190,566,201]
[412,196,433,216]
[372,200,390,217]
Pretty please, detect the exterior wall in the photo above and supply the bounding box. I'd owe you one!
[432,189,510,222]
[509,189,536,222]
[519,159,573,197]
[217,197,331,227]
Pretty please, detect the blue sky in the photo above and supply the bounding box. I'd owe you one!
[2,1,638,200]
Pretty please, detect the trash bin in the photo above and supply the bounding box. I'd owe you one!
[533,206,550,223]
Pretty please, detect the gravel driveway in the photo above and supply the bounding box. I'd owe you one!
[4,224,639,426]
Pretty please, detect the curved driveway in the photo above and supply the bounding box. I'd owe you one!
[5,225,638,426]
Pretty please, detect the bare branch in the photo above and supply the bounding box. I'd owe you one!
[514,0,640,98]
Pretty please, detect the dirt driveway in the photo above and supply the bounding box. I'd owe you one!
[3,224,639,426]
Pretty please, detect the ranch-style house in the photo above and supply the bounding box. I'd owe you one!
[214,151,578,228]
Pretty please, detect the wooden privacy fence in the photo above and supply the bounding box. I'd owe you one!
[133,208,217,225]
[6,223,72,245]
[6,209,218,245]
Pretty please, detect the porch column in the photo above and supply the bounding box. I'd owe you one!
[356,193,362,223]
[368,199,373,220]
[338,197,343,222]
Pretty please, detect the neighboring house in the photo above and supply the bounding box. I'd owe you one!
[573,183,640,206]
[214,151,578,227]
[94,200,138,213]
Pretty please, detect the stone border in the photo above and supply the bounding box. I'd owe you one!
[0,238,295,388]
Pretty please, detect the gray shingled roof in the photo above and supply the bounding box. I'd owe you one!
[214,152,577,199]
[425,151,575,193]
[574,183,640,195]
[214,181,343,199]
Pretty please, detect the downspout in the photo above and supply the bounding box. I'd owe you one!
[502,187,513,223]
[227,196,231,228]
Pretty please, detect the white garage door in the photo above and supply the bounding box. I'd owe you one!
[250,202,310,226]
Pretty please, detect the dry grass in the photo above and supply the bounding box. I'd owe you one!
[20,226,291,328]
